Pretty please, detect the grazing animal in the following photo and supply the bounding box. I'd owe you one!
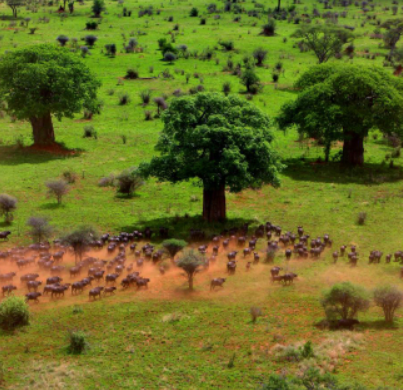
[104,286,117,295]
[0,272,16,282]
[270,267,282,280]
[135,277,150,289]
[282,273,297,285]
[27,281,42,292]
[89,287,104,300]
[2,284,17,296]
[46,276,63,285]
[227,261,237,275]
[210,278,226,290]
[26,292,42,302]
[0,231,11,241]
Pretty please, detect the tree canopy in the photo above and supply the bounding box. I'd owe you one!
[292,25,354,63]
[0,44,101,146]
[140,93,283,222]
[6,0,25,18]
[176,250,206,290]
[277,64,403,165]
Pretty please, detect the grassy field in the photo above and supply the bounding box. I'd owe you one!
[1,0,403,388]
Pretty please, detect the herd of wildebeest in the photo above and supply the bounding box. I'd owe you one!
[0,221,402,304]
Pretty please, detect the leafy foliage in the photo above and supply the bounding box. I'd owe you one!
[61,225,98,262]
[374,285,403,322]
[27,216,53,243]
[162,239,188,259]
[0,194,17,223]
[45,180,69,204]
[321,282,370,321]
[176,250,206,290]
[0,296,29,332]
[115,167,144,196]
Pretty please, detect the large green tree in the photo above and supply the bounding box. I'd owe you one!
[0,44,101,146]
[382,19,403,60]
[292,25,354,63]
[277,64,403,166]
[140,93,283,222]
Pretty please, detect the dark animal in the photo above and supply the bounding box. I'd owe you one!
[105,273,119,284]
[104,286,117,295]
[27,281,42,292]
[227,261,237,275]
[337,318,359,330]
[46,276,63,285]
[0,231,11,241]
[135,277,150,289]
[2,284,17,296]
[210,278,226,290]
[89,286,104,300]
[26,292,42,302]
[270,267,282,280]
[0,272,16,282]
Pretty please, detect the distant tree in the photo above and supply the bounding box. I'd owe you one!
[27,216,53,243]
[164,51,177,63]
[240,68,261,93]
[56,35,69,46]
[253,48,268,66]
[92,0,105,17]
[162,239,188,261]
[292,25,354,63]
[153,97,168,115]
[140,93,283,222]
[277,64,403,165]
[190,7,198,16]
[374,286,403,323]
[6,0,25,18]
[382,19,403,60]
[321,282,370,321]
[222,81,231,96]
[176,250,206,290]
[115,167,144,197]
[0,194,17,224]
[61,226,98,264]
[0,45,100,146]
[45,180,69,204]
[261,18,276,36]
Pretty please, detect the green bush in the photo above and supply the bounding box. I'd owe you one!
[0,296,30,331]
[68,330,88,354]
[116,167,144,196]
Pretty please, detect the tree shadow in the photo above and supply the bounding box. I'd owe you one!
[282,158,403,185]
[0,144,82,166]
[40,203,66,210]
[358,320,400,331]
[120,215,254,242]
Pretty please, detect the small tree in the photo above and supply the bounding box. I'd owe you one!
[56,35,69,47]
[321,282,370,321]
[292,25,354,63]
[162,239,187,260]
[154,97,168,115]
[115,167,144,197]
[27,216,53,243]
[240,68,260,94]
[45,180,69,204]
[6,0,25,18]
[92,0,105,17]
[261,18,276,36]
[0,296,30,331]
[61,226,98,263]
[176,250,206,290]
[253,48,268,66]
[164,52,177,63]
[190,7,198,16]
[382,19,403,60]
[374,286,403,323]
[0,194,17,224]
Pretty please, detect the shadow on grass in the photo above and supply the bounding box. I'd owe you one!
[40,203,66,210]
[0,144,83,166]
[358,320,400,331]
[282,158,403,185]
[120,215,253,242]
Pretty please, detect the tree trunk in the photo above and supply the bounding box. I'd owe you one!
[342,130,364,166]
[30,112,56,146]
[203,184,226,222]
[188,275,194,290]
[277,0,281,12]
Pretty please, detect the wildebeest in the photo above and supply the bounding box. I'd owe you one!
[0,272,16,282]
[282,273,298,285]
[26,292,42,302]
[105,273,119,284]
[270,267,282,280]
[135,277,150,289]
[20,273,39,283]
[227,261,237,275]
[104,286,117,296]
[89,286,104,300]
[46,276,63,285]
[227,251,238,261]
[210,278,226,290]
[2,284,17,296]
[69,266,82,278]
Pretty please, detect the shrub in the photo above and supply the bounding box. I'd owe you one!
[118,92,131,105]
[391,147,401,158]
[124,68,139,79]
[253,47,268,66]
[83,125,97,139]
[260,375,290,390]
[104,44,116,57]
[200,18,206,25]
[272,72,279,82]
[0,194,17,223]
[190,7,198,16]
[115,167,144,196]
[0,296,29,331]
[177,250,206,290]
[240,68,261,93]
[80,46,90,57]
[140,90,152,105]
[98,174,115,187]
[68,330,88,354]
[45,180,69,204]
[86,21,98,30]
[261,18,276,36]
[164,51,177,63]
[56,35,69,46]
[84,35,98,47]
[62,169,78,184]
[250,307,262,323]
[27,216,53,243]
[154,97,168,114]
[144,110,153,121]
[321,282,370,321]
[92,0,105,17]
[222,81,231,96]
[125,37,137,52]
[374,285,403,322]
[219,40,234,51]
[357,211,367,225]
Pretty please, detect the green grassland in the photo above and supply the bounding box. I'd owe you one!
[1,0,403,388]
